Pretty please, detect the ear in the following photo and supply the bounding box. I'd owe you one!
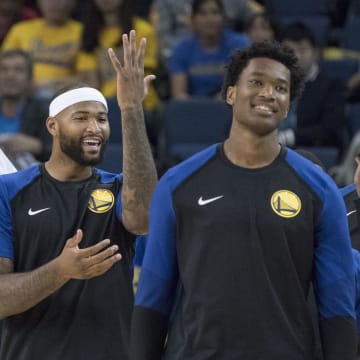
[46,116,58,137]
[226,86,235,106]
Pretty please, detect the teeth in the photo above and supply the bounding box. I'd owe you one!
[255,105,272,112]
[83,140,100,146]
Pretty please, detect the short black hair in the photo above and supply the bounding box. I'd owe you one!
[281,22,317,47]
[245,12,282,41]
[221,40,305,101]
[0,49,33,78]
[191,0,224,16]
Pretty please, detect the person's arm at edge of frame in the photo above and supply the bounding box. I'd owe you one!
[0,227,121,319]
[108,30,157,235]
[314,181,357,359]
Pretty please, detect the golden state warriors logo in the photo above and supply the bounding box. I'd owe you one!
[270,190,301,218]
[88,189,114,214]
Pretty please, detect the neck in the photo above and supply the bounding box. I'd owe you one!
[1,96,24,117]
[224,128,281,168]
[103,12,119,27]
[45,156,93,181]
[198,33,221,50]
[44,18,67,27]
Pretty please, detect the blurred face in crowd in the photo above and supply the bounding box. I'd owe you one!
[0,54,31,99]
[94,0,123,13]
[282,39,317,75]
[192,0,224,41]
[247,15,275,43]
[0,0,24,38]
[37,0,75,25]
[0,0,24,15]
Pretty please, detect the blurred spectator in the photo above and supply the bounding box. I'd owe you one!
[0,0,38,46]
[76,0,159,112]
[168,0,251,100]
[1,0,82,99]
[328,0,352,29]
[346,62,360,103]
[245,12,281,43]
[0,49,51,169]
[152,0,261,58]
[223,0,264,32]
[133,0,154,19]
[151,0,192,58]
[330,132,360,187]
[279,22,347,155]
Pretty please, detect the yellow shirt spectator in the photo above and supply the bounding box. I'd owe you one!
[2,18,82,90]
[76,17,159,111]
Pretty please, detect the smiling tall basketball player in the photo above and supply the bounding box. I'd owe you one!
[131,40,357,360]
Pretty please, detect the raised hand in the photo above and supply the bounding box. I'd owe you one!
[108,29,156,110]
[55,229,122,280]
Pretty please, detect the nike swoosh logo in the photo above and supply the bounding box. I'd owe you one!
[347,209,357,217]
[28,207,51,216]
[198,195,224,206]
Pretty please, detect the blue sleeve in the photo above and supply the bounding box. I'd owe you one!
[0,178,14,259]
[352,248,360,332]
[135,172,179,315]
[134,235,147,267]
[313,183,356,320]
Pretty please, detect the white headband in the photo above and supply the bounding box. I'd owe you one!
[49,87,108,116]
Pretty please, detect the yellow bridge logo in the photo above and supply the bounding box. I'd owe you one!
[270,190,301,218]
[88,189,114,214]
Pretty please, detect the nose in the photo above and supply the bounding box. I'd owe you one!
[258,84,275,99]
[86,118,101,133]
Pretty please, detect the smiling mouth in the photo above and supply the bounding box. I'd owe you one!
[253,104,276,115]
[81,139,103,153]
[82,139,101,146]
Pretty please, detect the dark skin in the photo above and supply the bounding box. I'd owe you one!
[0,30,157,318]
[223,57,290,168]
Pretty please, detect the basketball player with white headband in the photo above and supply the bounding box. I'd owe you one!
[0,30,157,360]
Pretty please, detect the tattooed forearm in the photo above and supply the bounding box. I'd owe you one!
[121,107,157,233]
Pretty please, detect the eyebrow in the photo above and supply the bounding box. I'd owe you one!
[249,71,289,84]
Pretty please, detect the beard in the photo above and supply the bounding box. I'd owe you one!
[59,130,107,166]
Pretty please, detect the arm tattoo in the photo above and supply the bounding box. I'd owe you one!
[121,107,157,232]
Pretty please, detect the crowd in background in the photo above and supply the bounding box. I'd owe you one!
[1,0,360,184]
[1,1,360,358]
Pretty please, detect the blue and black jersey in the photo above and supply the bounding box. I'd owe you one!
[340,183,360,333]
[0,164,135,360]
[132,144,356,360]
[340,183,360,251]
